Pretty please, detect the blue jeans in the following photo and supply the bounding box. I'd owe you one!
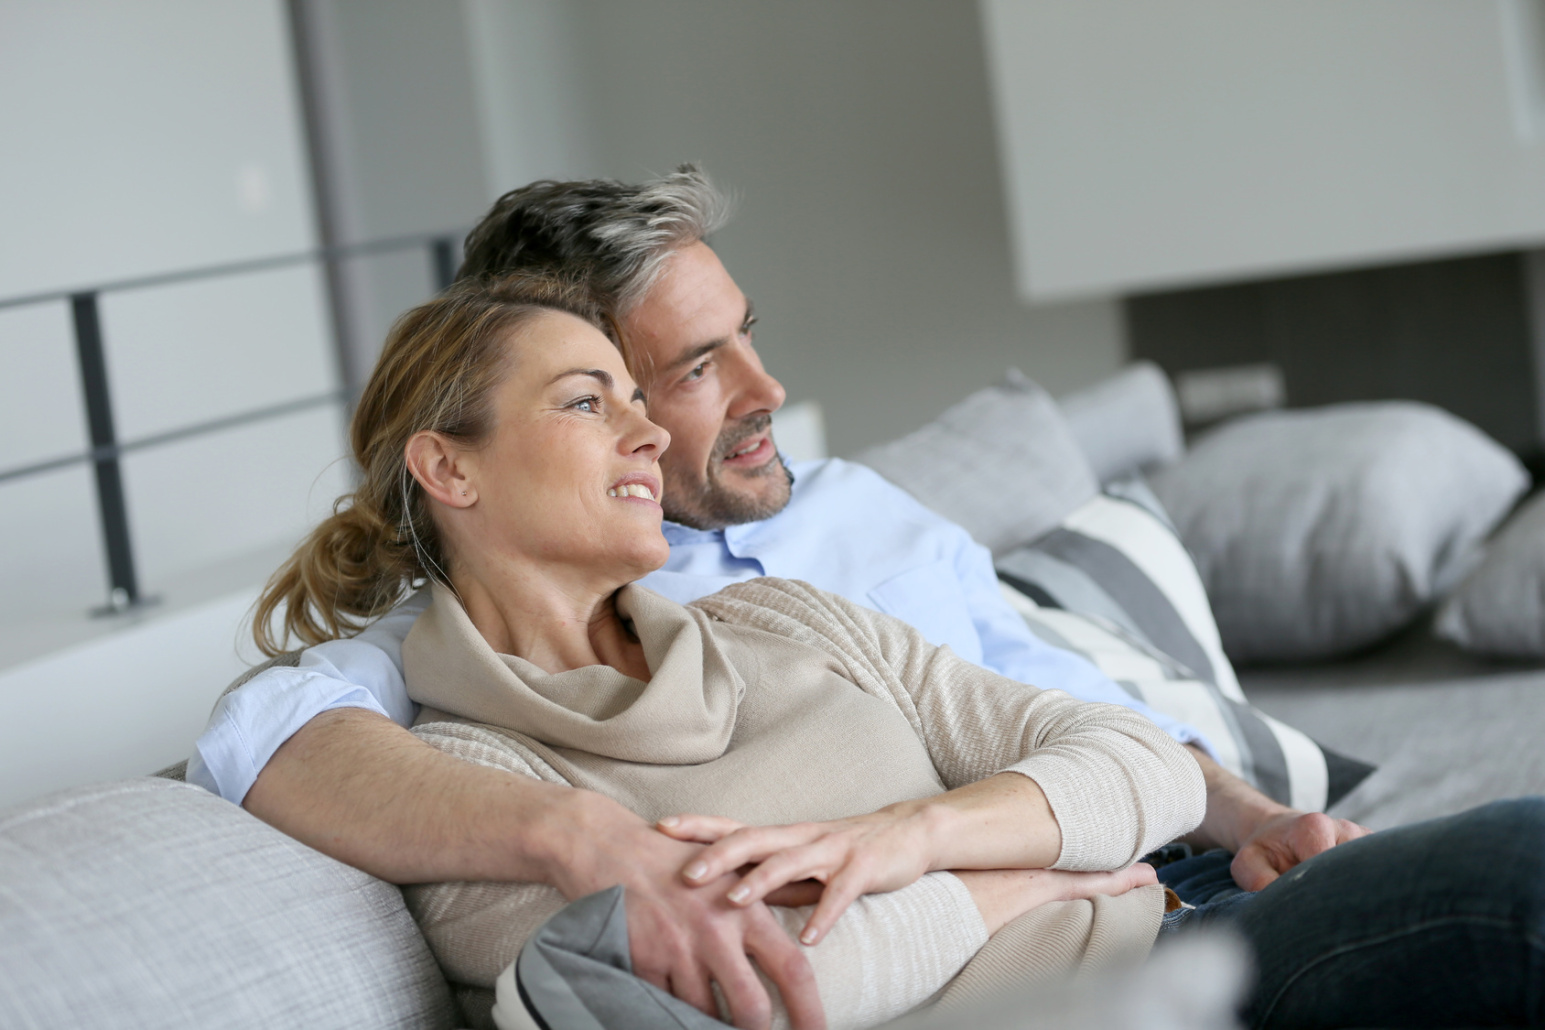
[1158,799,1545,1028]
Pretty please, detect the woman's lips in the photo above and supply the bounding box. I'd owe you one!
[608,472,661,504]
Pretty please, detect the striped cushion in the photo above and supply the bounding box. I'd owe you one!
[996,480,1373,812]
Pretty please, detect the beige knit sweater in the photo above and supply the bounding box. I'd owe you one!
[402,578,1204,1029]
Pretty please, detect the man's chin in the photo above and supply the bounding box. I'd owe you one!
[662,461,793,530]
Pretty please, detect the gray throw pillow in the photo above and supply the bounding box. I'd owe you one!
[1057,361,1185,484]
[997,481,1374,812]
[855,369,1099,556]
[0,778,454,1030]
[1435,490,1545,659]
[1151,402,1528,664]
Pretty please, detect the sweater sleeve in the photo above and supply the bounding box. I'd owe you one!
[695,580,1206,871]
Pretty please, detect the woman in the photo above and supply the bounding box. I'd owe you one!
[254,274,1205,1030]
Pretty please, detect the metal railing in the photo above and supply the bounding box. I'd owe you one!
[0,231,461,615]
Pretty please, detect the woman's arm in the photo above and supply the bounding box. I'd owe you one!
[675,581,1207,942]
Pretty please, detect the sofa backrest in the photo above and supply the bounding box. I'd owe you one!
[0,777,454,1029]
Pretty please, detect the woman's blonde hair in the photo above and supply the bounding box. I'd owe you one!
[252,273,611,656]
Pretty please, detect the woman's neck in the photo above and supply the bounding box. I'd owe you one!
[449,560,651,681]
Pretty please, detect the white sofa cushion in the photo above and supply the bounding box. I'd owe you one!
[996,481,1373,812]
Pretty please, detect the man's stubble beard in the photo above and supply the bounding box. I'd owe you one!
[660,414,794,530]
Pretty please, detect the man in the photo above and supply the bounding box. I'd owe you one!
[191,168,1389,1026]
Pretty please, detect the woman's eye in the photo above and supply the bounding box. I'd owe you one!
[570,396,600,413]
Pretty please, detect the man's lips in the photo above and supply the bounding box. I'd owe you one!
[719,435,774,468]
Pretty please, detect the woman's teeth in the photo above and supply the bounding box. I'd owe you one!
[608,484,656,501]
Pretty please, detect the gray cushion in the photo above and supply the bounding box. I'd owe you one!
[1151,402,1528,663]
[996,481,1373,812]
[0,778,454,1029]
[855,369,1099,556]
[1057,361,1185,484]
[1435,490,1545,658]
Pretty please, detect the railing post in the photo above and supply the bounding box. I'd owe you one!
[71,293,142,613]
[431,236,457,292]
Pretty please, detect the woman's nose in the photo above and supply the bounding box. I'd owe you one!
[626,407,670,457]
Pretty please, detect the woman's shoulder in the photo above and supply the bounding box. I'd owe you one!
[688,577,892,654]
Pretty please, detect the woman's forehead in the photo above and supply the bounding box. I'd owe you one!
[509,310,630,379]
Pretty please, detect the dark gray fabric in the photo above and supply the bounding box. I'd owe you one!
[0,777,454,1030]
[516,887,728,1030]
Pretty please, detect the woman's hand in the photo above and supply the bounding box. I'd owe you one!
[658,773,1063,945]
[658,810,938,945]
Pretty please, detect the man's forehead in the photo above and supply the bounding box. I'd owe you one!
[626,245,749,366]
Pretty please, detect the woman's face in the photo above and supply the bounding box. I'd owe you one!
[451,310,671,584]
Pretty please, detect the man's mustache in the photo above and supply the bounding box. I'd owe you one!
[712,414,774,460]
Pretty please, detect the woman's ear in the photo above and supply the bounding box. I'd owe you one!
[405,431,477,509]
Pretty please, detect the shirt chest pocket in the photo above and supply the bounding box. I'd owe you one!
[866,559,983,663]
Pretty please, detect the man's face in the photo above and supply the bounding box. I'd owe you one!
[620,241,791,530]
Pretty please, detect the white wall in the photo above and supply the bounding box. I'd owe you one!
[983,0,1545,300]
[0,1,351,805]
[468,0,1127,455]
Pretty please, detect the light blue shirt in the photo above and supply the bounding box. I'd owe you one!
[189,458,1204,802]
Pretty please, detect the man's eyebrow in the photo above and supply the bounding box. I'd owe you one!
[547,368,613,389]
[664,339,726,373]
[663,299,757,373]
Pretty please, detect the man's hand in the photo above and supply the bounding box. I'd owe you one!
[1182,744,1370,890]
[548,792,825,1030]
[1230,810,1370,892]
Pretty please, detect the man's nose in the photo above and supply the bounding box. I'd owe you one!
[727,351,786,419]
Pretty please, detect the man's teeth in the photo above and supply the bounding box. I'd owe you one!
[608,484,656,501]
[729,439,761,458]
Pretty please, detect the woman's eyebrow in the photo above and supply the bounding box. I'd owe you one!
[547,368,613,389]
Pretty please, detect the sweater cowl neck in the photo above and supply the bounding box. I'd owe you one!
[402,581,743,764]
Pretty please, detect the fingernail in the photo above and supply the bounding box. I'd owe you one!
[685,862,707,881]
[800,929,817,945]
[658,815,679,828]
[728,886,749,903]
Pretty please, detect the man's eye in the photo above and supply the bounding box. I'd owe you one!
[683,362,709,382]
[740,317,758,338]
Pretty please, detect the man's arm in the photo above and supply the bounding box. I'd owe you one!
[244,707,822,1030]
[941,520,1371,888]
[1182,744,1370,890]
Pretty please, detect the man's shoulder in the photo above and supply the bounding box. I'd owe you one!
[735,457,976,570]
[783,457,946,525]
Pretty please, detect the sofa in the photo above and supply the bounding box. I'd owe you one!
[3,364,1542,1030]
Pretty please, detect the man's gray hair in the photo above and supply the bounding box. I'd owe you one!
[458,164,733,315]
